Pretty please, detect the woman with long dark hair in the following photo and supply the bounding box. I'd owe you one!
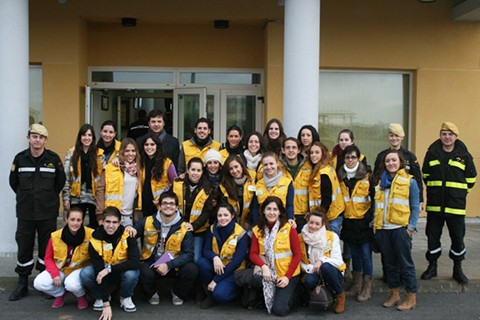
[140,132,177,217]
[96,120,121,167]
[297,125,320,158]
[242,131,266,181]
[63,124,103,229]
[263,119,287,155]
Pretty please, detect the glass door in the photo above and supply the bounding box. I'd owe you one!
[220,90,263,142]
[173,88,206,142]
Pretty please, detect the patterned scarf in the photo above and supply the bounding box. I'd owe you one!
[123,161,137,177]
[262,220,280,314]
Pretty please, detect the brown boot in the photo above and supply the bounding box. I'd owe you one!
[357,275,373,302]
[334,292,345,314]
[344,259,352,280]
[383,288,400,308]
[345,271,363,297]
[397,292,416,311]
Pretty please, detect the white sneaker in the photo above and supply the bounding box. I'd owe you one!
[93,299,103,311]
[171,290,184,306]
[120,296,137,312]
[148,292,160,305]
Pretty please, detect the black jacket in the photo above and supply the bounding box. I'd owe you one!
[9,148,66,220]
[374,146,424,203]
[422,139,476,215]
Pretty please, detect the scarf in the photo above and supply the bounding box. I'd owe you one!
[263,169,283,192]
[262,220,280,314]
[101,224,125,246]
[80,151,92,189]
[193,135,209,149]
[61,225,85,248]
[343,162,359,180]
[234,175,248,186]
[99,139,115,157]
[380,170,394,189]
[207,171,222,189]
[123,161,137,177]
[244,150,262,171]
[226,142,243,155]
[331,144,343,158]
[213,218,236,249]
[301,224,327,264]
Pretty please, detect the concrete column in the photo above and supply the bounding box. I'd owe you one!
[0,0,29,255]
[283,0,320,137]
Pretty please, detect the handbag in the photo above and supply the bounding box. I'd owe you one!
[309,278,336,310]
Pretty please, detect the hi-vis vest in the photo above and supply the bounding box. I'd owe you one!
[332,153,365,170]
[255,175,292,207]
[173,180,210,233]
[51,227,94,275]
[298,231,346,272]
[280,161,311,216]
[90,230,130,266]
[68,147,104,197]
[103,140,121,167]
[211,223,246,271]
[374,169,412,230]
[219,169,256,224]
[142,158,173,200]
[340,173,372,219]
[182,139,221,166]
[253,223,300,279]
[140,215,188,261]
[103,163,142,211]
[309,165,345,221]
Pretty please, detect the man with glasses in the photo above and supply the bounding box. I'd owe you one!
[80,206,140,319]
[126,192,197,306]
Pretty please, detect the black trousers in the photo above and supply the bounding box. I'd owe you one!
[15,218,57,276]
[74,203,98,229]
[139,259,198,300]
[425,212,466,262]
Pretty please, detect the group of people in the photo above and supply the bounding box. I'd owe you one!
[9,110,476,318]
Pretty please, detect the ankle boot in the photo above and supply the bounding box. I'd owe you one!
[383,288,400,308]
[200,291,215,309]
[195,282,208,306]
[397,292,416,311]
[421,260,437,280]
[343,259,352,280]
[346,271,363,297]
[452,261,468,284]
[357,275,373,302]
[9,276,28,301]
[334,292,345,314]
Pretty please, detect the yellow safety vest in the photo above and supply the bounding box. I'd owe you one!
[340,173,372,219]
[280,161,312,216]
[309,165,345,221]
[140,215,188,261]
[373,169,412,229]
[211,223,246,271]
[298,231,346,271]
[90,230,130,266]
[142,158,173,200]
[68,147,104,197]
[219,169,256,224]
[182,139,221,166]
[51,227,94,276]
[103,163,142,211]
[255,175,292,207]
[173,180,210,233]
[253,223,300,279]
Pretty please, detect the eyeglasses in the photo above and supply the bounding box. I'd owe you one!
[161,202,176,207]
[344,156,358,160]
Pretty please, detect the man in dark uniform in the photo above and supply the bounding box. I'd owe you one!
[9,124,66,301]
[421,122,476,284]
[374,123,424,208]
[127,109,149,140]
[136,109,180,169]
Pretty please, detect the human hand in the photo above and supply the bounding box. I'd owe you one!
[156,263,169,275]
[313,260,323,274]
[184,223,194,231]
[207,280,217,292]
[125,226,137,237]
[63,200,70,211]
[407,229,413,237]
[288,219,297,229]
[96,268,109,284]
[111,157,120,167]
[261,265,272,282]
[52,276,62,287]
[99,304,112,320]
[277,276,289,288]
[213,256,225,275]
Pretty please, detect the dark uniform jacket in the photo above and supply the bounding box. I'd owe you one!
[422,139,476,215]
[9,148,66,220]
[374,146,424,203]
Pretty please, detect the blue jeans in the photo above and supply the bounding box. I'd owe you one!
[327,215,343,237]
[376,228,417,293]
[197,257,241,303]
[348,242,373,276]
[304,263,344,295]
[193,235,204,263]
[80,265,140,300]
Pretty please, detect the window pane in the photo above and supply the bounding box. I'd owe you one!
[318,72,409,166]
[226,95,256,143]
[180,72,261,84]
[29,66,43,125]
[92,71,173,83]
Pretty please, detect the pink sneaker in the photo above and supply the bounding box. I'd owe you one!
[52,293,66,308]
[77,295,88,309]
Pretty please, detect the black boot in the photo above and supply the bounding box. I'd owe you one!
[200,291,215,309]
[421,260,437,280]
[195,282,207,306]
[452,261,468,284]
[9,276,28,301]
